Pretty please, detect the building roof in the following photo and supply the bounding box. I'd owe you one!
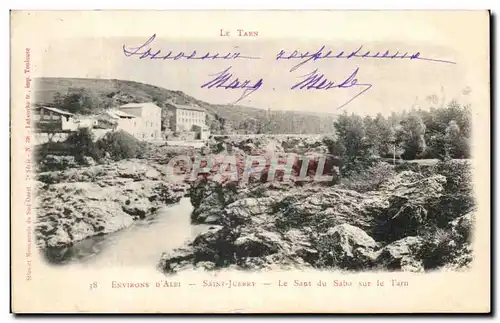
[38,106,74,116]
[119,102,161,110]
[167,103,206,112]
[105,110,137,119]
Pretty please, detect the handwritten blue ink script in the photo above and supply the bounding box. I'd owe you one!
[291,68,372,110]
[276,45,456,72]
[200,67,264,104]
[122,36,457,109]
[123,34,260,61]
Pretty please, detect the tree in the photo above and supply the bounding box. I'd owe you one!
[221,118,233,135]
[65,127,102,163]
[364,113,395,158]
[363,115,378,155]
[399,114,427,160]
[53,87,106,114]
[426,133,447,160]
[239,118,259,134]
[445,120,470,158]
[334,113,374,175]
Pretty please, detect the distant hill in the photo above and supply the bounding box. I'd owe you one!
[34,77,337,134]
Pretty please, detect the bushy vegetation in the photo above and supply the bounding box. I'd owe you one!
[339,162,396,192]
[96,130,147,161]
[65,128,103,163]
[36,129,147,170]
[428,159,475,227]
[323,101,471,179]
[52,87,111,115]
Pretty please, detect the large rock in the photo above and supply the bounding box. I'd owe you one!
[38,155,78,172]
[158,248,196,274]
[274,187,386,232]
[374,236,424,272]
[315,224,378,269]
[450,211,474,239]
[284,228,318,263]
[233,230,284,257]
[225,197,277,225]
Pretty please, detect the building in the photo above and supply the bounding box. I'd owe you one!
[97,110,138,132]
[33,106,92,132]
[165,103,206,133]
[118,102,162,141]
[192,124,211,140]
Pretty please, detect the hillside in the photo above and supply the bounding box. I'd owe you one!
[34,77,337,134]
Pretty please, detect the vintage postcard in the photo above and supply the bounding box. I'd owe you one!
[10,10,491,313]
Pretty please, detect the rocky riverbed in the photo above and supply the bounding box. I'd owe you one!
[159,168,474,274]
[35,158,188,250]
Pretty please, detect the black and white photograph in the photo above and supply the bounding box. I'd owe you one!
[10,10,490,313]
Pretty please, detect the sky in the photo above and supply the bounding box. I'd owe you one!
[33,31,474,117]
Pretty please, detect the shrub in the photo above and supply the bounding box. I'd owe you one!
[434,159,473,194]
[339,162,396,192]
[65,128,103,163]
[427,159,475,227]
[35,141,68,158]
[96,130,147,161]
[415,224,472,270]
[394,161,421,173]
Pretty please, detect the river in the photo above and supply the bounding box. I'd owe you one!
[44,198,210,268]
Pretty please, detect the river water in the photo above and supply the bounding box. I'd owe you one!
[44,198,210,268]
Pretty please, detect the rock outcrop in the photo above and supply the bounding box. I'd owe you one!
[159,170,464,273]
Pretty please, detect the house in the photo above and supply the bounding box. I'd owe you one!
[33,106,79,132]
[165,103,206,133]
[192,124,211,140]
[118,102,162,141]
[98,110,138,133]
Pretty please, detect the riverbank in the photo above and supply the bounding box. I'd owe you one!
[35,159,188,251]
[43,198,211,266]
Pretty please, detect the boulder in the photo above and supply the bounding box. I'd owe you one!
[450,211,474,239]
[285,228,318,263]
[82,156,96,167]
[233,231,284,257]
[158,248,196,273]
[375,236,424,272]
[45,227,72,248]
[225,197,275,225]
[315,224,378,269]
[122,202,149,219]
[327,224,378,252]
[39,155,78,172]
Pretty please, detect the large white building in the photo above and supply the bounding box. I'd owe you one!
[165,103,206,133]
[117,102,162,141]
